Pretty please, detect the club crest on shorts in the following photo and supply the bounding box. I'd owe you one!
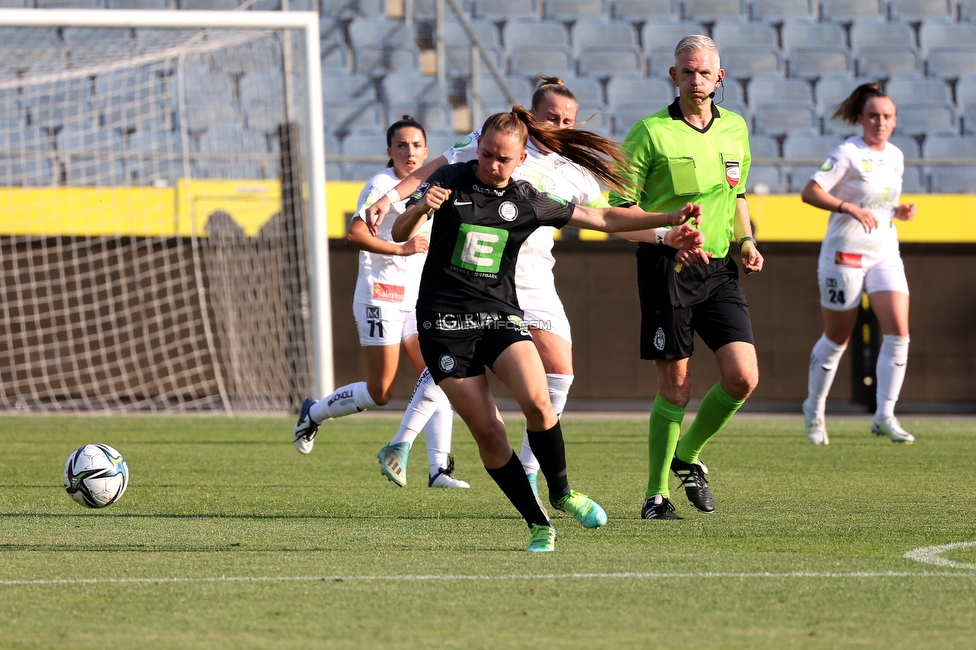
[725,161,740,188]
[439,354,456,373]
[653,327,666,351]
[498,201,518,221]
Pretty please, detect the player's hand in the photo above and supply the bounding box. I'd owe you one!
[894,203,917,221]
[846,203,878,233]
[664,223,704,250]
[364,195,392,236]
[423,186,451,211]
[740,240,764,274]
[667,202,702,228]
[675,247,711,267]
[399,235,428,256]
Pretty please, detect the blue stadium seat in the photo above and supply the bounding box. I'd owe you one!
[750,133,780,158]
[748,165,787,193]
[509,45,574,77]
[753,104,817,137]
[348,17,421,76]
[894,105,956,137]
[191,160,267,180]
[210,39,280,76]
[782,18,850,80]
[851,17,918,78]
[387,102,454,132]
[542,0,605,23]
[886,73,951,108]
[720,46,781,80]
[820,0,884,23]
[607,72,674,109]
[750,0,815,23]
[682,0,744,22]
[578,46,644,78]
[240,67,285,107]
[750,74,815,136]
[962,0,976,20]
[473,0,541,22]
[0,126,51,154]
[438,19,504,76]
[323,101,384,136]
[888,134,921,159]
[887,0,953,21]
[642,18,707,79]
[919,20,976,80]
[197,122,267,154]
[0,157,55,186]
[245,102,285,135]
[36,0,104,6]
[816,72,862,130]
[425,129,464,158]
[466,73,534,115]
[179,0,240,8]
[57,126,127,186]
[572,18,639,56]
[25,80,96,131]
[560,75,605,108]
[712,18,777,49]
[783,130,837,162]
[901,165,927,193]
[924,133,976,192]
[502,19,569,50]
[611,0,675,23]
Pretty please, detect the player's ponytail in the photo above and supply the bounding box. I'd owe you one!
[385,115,426,168]
[485,105,631,194]
[832,83,891,125]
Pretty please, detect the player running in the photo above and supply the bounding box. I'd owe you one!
[394,108,702,551]
[367,77,703,500]
[292,116,469,487]
[800,83,917,445]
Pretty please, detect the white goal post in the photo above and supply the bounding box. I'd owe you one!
[0,9,332,413]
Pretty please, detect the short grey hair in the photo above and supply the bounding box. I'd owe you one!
[674,34,720,66]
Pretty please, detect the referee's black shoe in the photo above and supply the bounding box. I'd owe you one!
[671,456,715,513]
[641,495,683,520]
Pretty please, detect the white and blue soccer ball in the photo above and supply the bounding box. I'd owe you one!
[63,443,130,508]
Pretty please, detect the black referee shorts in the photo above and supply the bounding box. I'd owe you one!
[636,244,754,361]
[416,311,534,383]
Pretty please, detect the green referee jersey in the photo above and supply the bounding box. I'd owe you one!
[609,99,751,259]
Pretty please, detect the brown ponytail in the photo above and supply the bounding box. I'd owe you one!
[531,75,577,112]
[481,106,631,194]
[831,83,892,125]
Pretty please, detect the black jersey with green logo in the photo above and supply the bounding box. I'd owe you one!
[408,161,575,314]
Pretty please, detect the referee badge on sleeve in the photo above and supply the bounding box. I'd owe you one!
[725,161,740,188]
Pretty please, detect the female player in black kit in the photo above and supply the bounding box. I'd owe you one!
[393,108,703,552]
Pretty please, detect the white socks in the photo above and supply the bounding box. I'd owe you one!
[519,373,574,474]
[806,334,847,416]
[309,381,378,422]
[875,335,909,420]
[389,368,455,476]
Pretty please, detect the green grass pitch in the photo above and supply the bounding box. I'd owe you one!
[1,413,975,649]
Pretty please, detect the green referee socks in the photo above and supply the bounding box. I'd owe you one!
[646,394,685,500]
[675,382,745,464]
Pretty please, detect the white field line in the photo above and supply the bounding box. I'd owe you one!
[2,570,975,586]
[3,542,973,586]
[904,541,976,570]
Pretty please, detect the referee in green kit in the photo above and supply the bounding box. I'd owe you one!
[609,35,764,520]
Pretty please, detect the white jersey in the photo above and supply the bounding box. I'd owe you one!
[352,168,431,310]
[810,136,903,260]
[444,131,609,292]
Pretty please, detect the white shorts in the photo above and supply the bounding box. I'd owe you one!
[353,301,418,347]
[817,249,909,311]
[517,285,572,345]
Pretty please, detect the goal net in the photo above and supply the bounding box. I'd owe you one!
[0,10,331,413]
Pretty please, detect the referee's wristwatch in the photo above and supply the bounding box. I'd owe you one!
[738,236,757,248]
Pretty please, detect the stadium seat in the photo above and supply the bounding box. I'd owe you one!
[0,157,56,187]
[887,0,953,21]
[612,105,656,137]
[509,46,574,77]
[210,39,280,76]
[134,28,201,53]
[750,73,816,136]
[851,18,918,78]
[712,77,745,105]
[606,72,674,110]
[425,129,464,157]
[895,105,956,137]
[197,122,267,154]
[957,73,976,110]
[387,101,454,132]
[323,101,383,137]
[962,0,976,20]
[901,165,926,193]
[320,0,362,20]
[58,125,125,155]
[750,0,815,23]
[25,80,96,131]
[348,17,421,76]
[712,18,777,49]
[888,134,921,159]
[748,165,787,193]
[886,73,951,108]
[438,19,504,76]
[749,133,780,159]
[611,0,674,23]
[542,0,605,23]
[782,19,851,80]
[245,102,285,134]
[753,104,817,137]
[919,21,976,80]
[783,130,838,162]
[750,72,814,108]
[322,70,378,104]
[0,27,63,74]
[820,0,884,23]
[561,75,605,109]
[240,68,286,108]
[381,74,451,129]
[642,18,708,78]
[578,46,644,78]
[572,18,639,56]
[925,133,976,192]
[720,46,781,80]
[816,73,862,117]
[502,19,569,50]
[473,0,541,22]
[0,126,50,154]
[466,73,534,114]
[788,164,820,191]
[36,0,104,6]
[191,160,266,180]
[682,0,745,22]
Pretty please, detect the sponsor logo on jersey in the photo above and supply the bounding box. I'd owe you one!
[861,159,873,172]
[835,252,863,268]
[438,354,457,373]
[653,327,666,351]
[471,183,506,197]
[498,201,518,221]
[451,224,509,274]
[366,306,381,319]
[454,199,472,206]
[725,161,740,188]
[819,157,836,172]
[372,283,405,302]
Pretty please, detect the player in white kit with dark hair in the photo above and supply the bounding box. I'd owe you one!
[800,83,917,445]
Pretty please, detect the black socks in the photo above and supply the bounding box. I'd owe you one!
[526,421,571,506]
[486,451,549,528]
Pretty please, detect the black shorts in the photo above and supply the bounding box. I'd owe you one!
[636,244,754,361]
[416,311,534,383]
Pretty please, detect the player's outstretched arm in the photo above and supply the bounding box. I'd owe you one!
[345,216,428,256]
[364,155,449,233]
[568,202,702,234]
[392,186,451,242]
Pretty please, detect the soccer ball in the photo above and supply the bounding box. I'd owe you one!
[63,443,130,508]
